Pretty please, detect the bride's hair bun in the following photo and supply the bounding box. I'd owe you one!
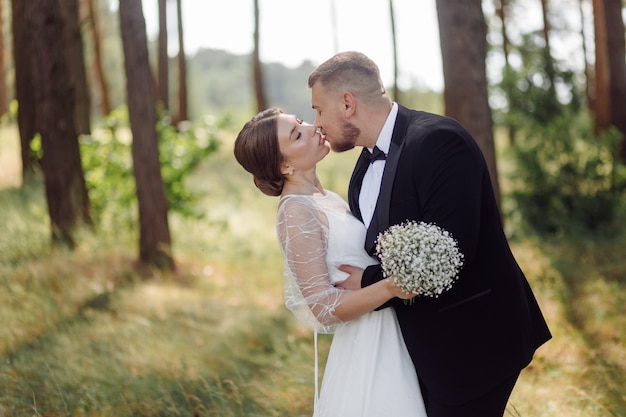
[233,107,285,197]
[254,177,284,197]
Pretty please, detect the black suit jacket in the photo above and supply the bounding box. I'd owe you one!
[348,105,551,405]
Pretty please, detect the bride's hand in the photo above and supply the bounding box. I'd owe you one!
[385,277,417,300]
[335,264,363,290]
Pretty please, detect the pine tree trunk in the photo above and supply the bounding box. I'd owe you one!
[0,0,8,117]
[158,0,169,110]
[86,0,112,116]
[602,0,626,162]
[119,0,175,270]
[436,0,501,208]
[592,0,611,134]
[389,0,400,103]
[31,0,92,247]
[60,0,92,135]
[11,0,39,181]
[176,0,188,123]
[253,0,267,112]
[579,0,594,112]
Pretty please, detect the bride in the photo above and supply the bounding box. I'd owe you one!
[234,107,427,417]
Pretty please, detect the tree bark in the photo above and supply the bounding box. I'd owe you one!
[494,0,517,144]
[119,0,175,270]
[86,0,112,116]
[436,0,501,207]
[60,0,91,135]
[11,0,39,181]
[31,0,92,247]
[540,0,557,102]
[0,0,7,117]
[602,0,626,162]
[494,0,510,67]
[253,0,267,112]
[592,0,611,134]
[579,0,594,112]
[389,0,400,103]
[176,0,188,122]
[157,0,169,110]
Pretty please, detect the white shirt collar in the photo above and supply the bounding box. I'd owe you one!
[368,102,397,155]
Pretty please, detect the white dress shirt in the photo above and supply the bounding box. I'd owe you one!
[359,103,398,228]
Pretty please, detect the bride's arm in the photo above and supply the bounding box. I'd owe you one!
[277,198,411,330]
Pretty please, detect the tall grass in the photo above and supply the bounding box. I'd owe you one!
[1,125,625,416]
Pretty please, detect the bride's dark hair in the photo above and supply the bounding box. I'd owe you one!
[233,107,285,196]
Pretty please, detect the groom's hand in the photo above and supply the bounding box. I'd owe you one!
[335,265,363,290]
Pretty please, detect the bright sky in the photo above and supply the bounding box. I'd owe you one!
[141,0,445,91]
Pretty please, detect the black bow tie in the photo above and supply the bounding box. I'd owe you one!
[364,146,387,163]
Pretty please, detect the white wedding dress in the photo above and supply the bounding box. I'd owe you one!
[277,191,427,417]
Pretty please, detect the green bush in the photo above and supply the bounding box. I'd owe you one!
[510,113,625,235]
[80,107,221,229]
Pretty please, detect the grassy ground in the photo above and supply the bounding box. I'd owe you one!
[0,123,625,416]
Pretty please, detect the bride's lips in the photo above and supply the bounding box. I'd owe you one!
[317,129,327,145]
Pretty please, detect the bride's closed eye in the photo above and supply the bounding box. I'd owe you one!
[294,118,304,139]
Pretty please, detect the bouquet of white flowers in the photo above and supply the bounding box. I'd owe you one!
[375,221,464,300]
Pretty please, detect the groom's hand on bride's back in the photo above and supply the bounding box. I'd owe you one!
[335,265,363,290]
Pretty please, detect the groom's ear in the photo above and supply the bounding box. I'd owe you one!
[342,92,356,117]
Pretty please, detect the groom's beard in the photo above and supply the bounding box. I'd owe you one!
[330,120,360,153]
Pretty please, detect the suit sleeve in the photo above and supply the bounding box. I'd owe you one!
[413,126,486,267]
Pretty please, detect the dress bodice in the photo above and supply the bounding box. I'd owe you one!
[276,191,377,333]
[316,194,378,285]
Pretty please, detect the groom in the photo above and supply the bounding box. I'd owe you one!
[308,51,551,417]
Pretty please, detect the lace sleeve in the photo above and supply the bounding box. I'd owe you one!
[277,196,348,334]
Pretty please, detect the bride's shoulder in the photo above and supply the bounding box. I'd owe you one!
[278,194,320,219]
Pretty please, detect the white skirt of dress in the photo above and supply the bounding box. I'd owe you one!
[313,308,427,417]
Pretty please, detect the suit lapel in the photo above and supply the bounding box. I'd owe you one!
[365,139,404,253]
[365,105,412,254]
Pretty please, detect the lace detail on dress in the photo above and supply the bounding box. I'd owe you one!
[277,193,351,334]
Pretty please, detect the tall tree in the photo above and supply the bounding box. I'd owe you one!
[252,0,267,112]
[119,0,175,270]
[0,0,7,117]
[157,0,169,110]
[12,0,39,181]
[494,0,517,144]
[31,0,92,247]
[86,0,112,116]
[436,0,501,207]
[539,0,558,105]
[579,0,594,112]
[60,0,91,135]
[592,0,611,134]
[602,0,626,161]
[175,0,188,122]
[389,0,400,103]
[494,0,511,67]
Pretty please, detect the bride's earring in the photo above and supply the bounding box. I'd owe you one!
[289,168,294,175]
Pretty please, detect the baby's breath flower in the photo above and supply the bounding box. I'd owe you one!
[375,221,464,299]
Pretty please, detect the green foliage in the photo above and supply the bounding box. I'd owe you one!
[156,114,221,218]
[510,113,625,235]
[492,33,625,236]
[81,107,221,228]
[493,33,581,131]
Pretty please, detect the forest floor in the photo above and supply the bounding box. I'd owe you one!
[0,125,624,416]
